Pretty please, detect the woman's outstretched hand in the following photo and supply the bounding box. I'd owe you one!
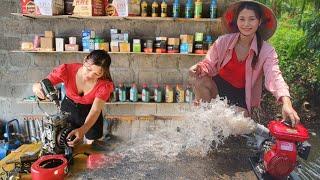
[189,64,202,78]
[281,96,300,127]
[67,127,86,147]
[32,83,45,99]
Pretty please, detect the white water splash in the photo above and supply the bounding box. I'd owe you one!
[115,98,257,161]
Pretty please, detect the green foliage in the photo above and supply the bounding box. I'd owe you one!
[270,12,320,107]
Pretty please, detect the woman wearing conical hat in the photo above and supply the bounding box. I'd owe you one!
[189,0,300,126]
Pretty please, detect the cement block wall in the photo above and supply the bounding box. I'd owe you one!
[0,0,223,122]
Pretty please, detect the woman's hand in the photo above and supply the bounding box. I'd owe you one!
[281,96,300,127]
[32,83,45,99]
[189,64,202,78]
[67,127,87,147]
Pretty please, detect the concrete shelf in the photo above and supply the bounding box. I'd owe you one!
[11,13,220,23]
[11,50,206,56]
[18,100,191,105]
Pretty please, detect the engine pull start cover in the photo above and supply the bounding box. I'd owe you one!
[268,120,309,142]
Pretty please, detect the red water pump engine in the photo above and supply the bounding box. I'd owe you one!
[249,120,311,180]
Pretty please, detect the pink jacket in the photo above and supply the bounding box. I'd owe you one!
[197,33,290,112]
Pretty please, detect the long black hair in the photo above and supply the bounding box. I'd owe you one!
[235,2,263,68]
[85,50,113,82]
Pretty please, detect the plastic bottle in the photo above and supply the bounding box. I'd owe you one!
[165,84,174,103]
[111,87,119,102]
[142,83,150,102]
[118,83,127,102]
[154,84,162,103]
[152,0,159,17]
[172,0,180,18]
[194,0,202,19]
[185,85,195,103]
[185,0,193,18]
[175,84,185,103]
[130,83,138,102]
[161,0,167,17]
[210,0,217,19]
[141,0,148,17]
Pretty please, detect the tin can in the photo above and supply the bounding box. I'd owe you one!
[144,40,154,53]
[195,32,204,42]
[133,39,141,52]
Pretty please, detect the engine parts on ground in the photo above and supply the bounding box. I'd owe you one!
[40,113,73,159]
[31,154,68,180]
[247,120,311,180]
[38,78,74,160]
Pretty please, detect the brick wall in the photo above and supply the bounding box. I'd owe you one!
[0,0,223,121]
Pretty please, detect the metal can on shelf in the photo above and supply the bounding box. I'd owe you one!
[155,37,167,53]
[133,39,141,52]
[144,39,154,53]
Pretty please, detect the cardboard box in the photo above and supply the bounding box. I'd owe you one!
[45,31,54,38]
[40,37,54,51]
[65,44,79,51]
[128,0,140,16]
[119,42,130,52]
[180,35,194,44]
[34,0,64,15]
[21,0,36,14]
[100,42,109,52]
[106,0,128,17]
[110,41,119,52]
[21,42,34,51]
[73,0,106,16]
[55,38,64,52]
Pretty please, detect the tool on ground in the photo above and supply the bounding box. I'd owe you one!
[245,120,311,180]
[0,119,23,160]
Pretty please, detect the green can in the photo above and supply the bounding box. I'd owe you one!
[195,32,204,42]
[133,39,141,52]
